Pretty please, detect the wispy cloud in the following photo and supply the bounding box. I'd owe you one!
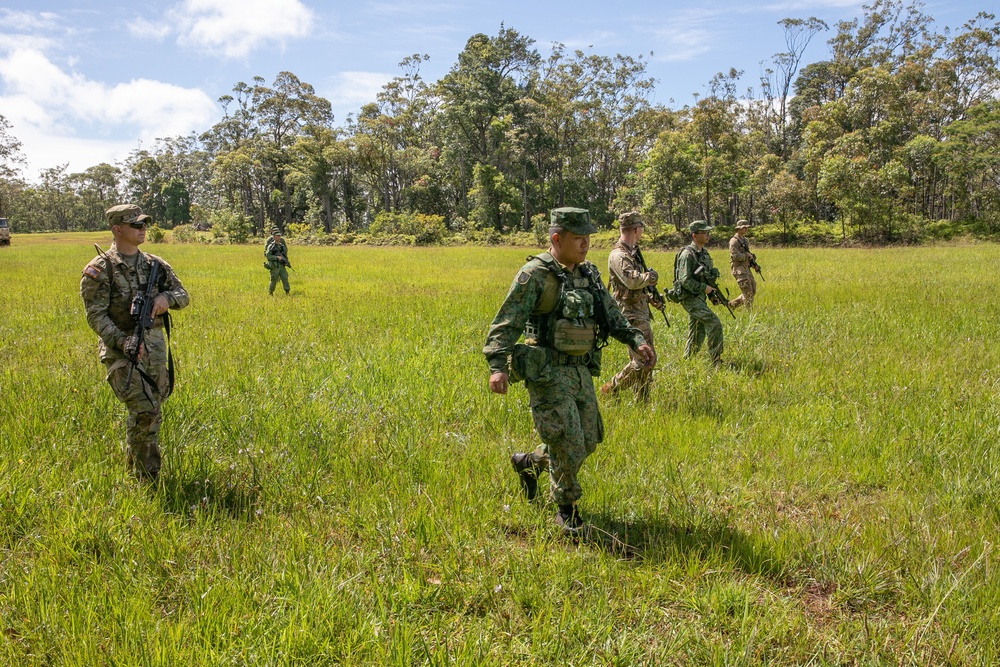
[644,9,721,63]
[323,71,392,114]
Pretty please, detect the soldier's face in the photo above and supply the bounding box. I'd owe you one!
[553,230,590,265]
[115,223,146,244]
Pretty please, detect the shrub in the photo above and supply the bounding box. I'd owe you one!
[209,209,252,244]
[171,224,196,243]
[147,225,166,244]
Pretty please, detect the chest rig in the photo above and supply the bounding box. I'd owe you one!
[523,255,609,356]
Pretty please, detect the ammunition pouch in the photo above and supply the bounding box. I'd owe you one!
[551,318,596,354]
[508,344,551,383]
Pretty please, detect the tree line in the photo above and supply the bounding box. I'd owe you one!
[1,1,999,244]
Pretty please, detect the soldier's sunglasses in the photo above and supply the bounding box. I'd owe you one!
[126,220,148,229]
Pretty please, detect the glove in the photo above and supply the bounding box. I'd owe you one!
[644,269,658,286]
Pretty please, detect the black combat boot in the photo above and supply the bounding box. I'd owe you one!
[509,452,539,501]
[555,504,584,534]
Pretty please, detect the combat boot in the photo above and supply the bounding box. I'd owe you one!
[510,453,539,501]
[555,504,584,534]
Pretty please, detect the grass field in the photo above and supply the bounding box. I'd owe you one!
[2,232,1000,665]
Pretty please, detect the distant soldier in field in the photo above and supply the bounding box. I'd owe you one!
[265,227,291,295]
[80,204,189,480]
[602,211,660,401]
[484,207,655,534]
[728,220,756,309]
[673,220,724,366]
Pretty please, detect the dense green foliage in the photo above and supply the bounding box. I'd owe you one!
[1,3,999,245]
[2,235,1000,664]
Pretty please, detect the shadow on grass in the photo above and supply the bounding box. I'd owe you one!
[579,507,790,582]
[155,470,262,520]
[725,354,767,377]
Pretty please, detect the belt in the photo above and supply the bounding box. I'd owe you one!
[549,350,592,366]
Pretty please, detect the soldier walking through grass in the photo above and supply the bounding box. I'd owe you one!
[80,204,189,480]
[602,211,660,401]
[674,220,724,366]
[728,220,756,310]
[483,207,655,534]
[265,226,291,295]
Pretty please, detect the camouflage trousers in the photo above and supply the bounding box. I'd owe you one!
[730,267,756,309]
[606,316,655,400]
[104,329,170,478]
[522,364,604,506]
[268,264,290,294]
[682,297,724,364]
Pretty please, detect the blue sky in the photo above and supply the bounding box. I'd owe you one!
[0,0,993,179]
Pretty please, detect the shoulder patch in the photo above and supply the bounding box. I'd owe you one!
[83,264,102,280]
[516,270,531,285]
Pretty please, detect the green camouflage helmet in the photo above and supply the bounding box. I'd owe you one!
[550,207,597,235]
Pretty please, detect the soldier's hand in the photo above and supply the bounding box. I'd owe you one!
[151,294,170,317]
[645,269,658,286]
[123,336,146,360]
[705,284,715,295]
[635,344,656,369]
[489,371,509,394]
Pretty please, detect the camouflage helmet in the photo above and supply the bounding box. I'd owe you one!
[689,220,713,234]
[550,207,597,235]
[270,226,281,235]
[105,204,151,227]
[618,211,644,229]
[735,219,750,229]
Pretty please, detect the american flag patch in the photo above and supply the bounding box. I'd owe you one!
[83,265,102,280]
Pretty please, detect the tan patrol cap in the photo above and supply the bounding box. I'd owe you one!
[735,219,751,229]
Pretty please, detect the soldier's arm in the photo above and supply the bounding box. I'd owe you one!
[609,250,654,290]
[483,270,543,375]
[592,268,647,350]
[677,250,705,294]
[155,258,190,310]
[80,262,129,350]
[729,238,751,262]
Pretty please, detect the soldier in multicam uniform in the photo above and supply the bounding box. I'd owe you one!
[602,211,660,401]
[80,204,189,480]
[674,220,724,366]
[483,207,655,534]
[728,220,756,309]
[265,227,291,295]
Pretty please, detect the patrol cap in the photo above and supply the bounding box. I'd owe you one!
[689,220,713,233]
[618,211,644,229]
[270,226,281,235]
[105,204,151,227]
[550,207,597,235]
[735,219,750,229]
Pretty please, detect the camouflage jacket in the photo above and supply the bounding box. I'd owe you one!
[483,252,646,375]
[80,243,189,362]
[265,239,288,265]
[674,243,718,301]
[607,240,657,316]
[729,235,752,270]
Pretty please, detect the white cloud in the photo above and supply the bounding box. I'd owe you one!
[0,46,218,176]
[324,71,392,114]
[168,0,314,58]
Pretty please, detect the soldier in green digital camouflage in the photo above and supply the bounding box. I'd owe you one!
[673,220,724,365]
[602,211,660,400]
[265,227,291,295]
[80,204,189,480]
[484,207,655,534]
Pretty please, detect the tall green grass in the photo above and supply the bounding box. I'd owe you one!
[1,233,999,664]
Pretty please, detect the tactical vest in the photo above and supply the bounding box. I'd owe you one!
[523,255,608,356]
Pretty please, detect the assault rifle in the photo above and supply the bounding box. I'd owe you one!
[633,246,670,327]
[694,264,736,319]
[749,253,764,281]
[125,260,162,392]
